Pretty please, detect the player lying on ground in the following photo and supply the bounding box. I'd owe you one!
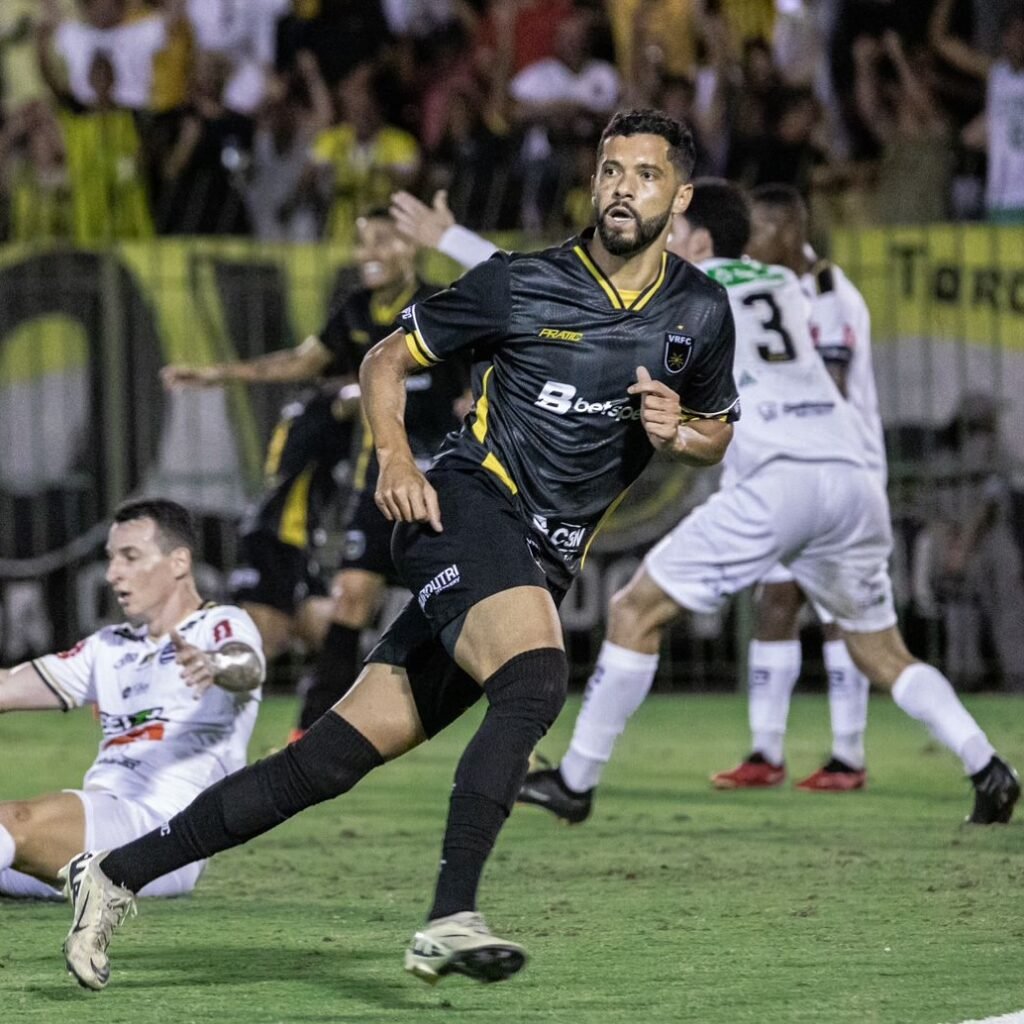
[519,179,1019,828]
[57,109,738,991]
[0,499,264,900]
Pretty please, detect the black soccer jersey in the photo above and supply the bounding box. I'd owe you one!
[321,278,431,376]
[324,278,468,492]
[399,231,739,577]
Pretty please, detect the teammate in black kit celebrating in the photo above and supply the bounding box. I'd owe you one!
[61,110,739,991]
[162,212,457,695]
[296,246,469,737]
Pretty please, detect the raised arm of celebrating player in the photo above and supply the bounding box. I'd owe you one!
[161,334,336,389]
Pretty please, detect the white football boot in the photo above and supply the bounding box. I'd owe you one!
[405,911,527,985]
[59,851,136,990]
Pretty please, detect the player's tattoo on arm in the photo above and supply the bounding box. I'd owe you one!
[209,643,263,693]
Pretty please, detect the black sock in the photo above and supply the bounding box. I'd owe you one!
[428,648,568,921]
[101,712,383,893]
[298,623,362,730]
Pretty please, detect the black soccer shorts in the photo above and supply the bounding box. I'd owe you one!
[337,486,402,583]
[366,466,567,737]
[228,529,327,615]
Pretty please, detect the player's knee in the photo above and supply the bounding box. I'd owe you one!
[607,585,645,639]
[485,647,569,732]
[332,577,382,630]
[0,801,32,850]
[607,580,674,648]
[755,587,802,641]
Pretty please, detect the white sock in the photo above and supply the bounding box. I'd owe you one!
[747,639,801,765]
[823,639,868,770]
[560,641,659,792]
[0,824,14,870]
[891,663,995,775]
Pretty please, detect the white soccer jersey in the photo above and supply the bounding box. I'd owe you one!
[803,257,886,479]
[31,604,265,821]
[701,257,866,484]
[986,60,1024,213]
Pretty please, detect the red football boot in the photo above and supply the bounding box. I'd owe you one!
[795,758,866,792]
[710,753,786,789]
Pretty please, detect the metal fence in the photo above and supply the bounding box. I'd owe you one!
[1,224,1021,692]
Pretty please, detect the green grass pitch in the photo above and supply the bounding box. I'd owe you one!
[3,693,1024,1024]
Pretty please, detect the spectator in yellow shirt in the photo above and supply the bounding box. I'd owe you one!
[37,17,153,242]
[312,63,420,242]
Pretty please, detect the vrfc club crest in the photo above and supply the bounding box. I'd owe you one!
[663,332,693,374]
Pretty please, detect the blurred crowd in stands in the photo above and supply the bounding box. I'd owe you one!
[0,0,1021,244]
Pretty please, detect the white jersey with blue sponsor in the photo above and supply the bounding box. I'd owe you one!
[31,603,265,820]
[700,257,866,484]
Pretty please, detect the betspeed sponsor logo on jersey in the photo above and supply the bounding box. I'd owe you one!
[534,381,642,422]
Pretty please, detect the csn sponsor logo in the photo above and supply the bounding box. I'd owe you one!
[534,381,641,422]
[532,515,587,555]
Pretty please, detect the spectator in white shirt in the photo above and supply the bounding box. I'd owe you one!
[185,0,290,116]
[47,0,180,112]
[508,10,620,229]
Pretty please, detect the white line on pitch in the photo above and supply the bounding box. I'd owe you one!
[947,1013,1024,1024]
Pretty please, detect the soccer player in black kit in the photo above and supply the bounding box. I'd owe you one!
[61,110,740,990]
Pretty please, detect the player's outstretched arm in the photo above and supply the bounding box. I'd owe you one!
[0,664,65,713]
[360,329,443,531]
[160,335,334,390]
[627,367,732,466]
[390,190,499,270]
[169,629,262,698]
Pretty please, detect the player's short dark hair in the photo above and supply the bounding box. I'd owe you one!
[749,182,808,232]
[113,499,198,555]
[683,178,751,258]
[598,108,697,180]
[750,182,805,213]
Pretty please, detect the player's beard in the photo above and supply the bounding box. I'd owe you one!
[597,203,672,257]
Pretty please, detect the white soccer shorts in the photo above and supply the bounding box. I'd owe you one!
[0,788,206,900]
[644,460,897,634]
[757,562,835,624]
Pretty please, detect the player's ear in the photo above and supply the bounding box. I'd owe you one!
[672,182,693,215]
[590,173,597,210]
[170,546,192,581]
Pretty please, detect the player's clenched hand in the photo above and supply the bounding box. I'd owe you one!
[627,366,681,450]
[170,628,216,699]
[375,454,443,532]
[161,365,225,390]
